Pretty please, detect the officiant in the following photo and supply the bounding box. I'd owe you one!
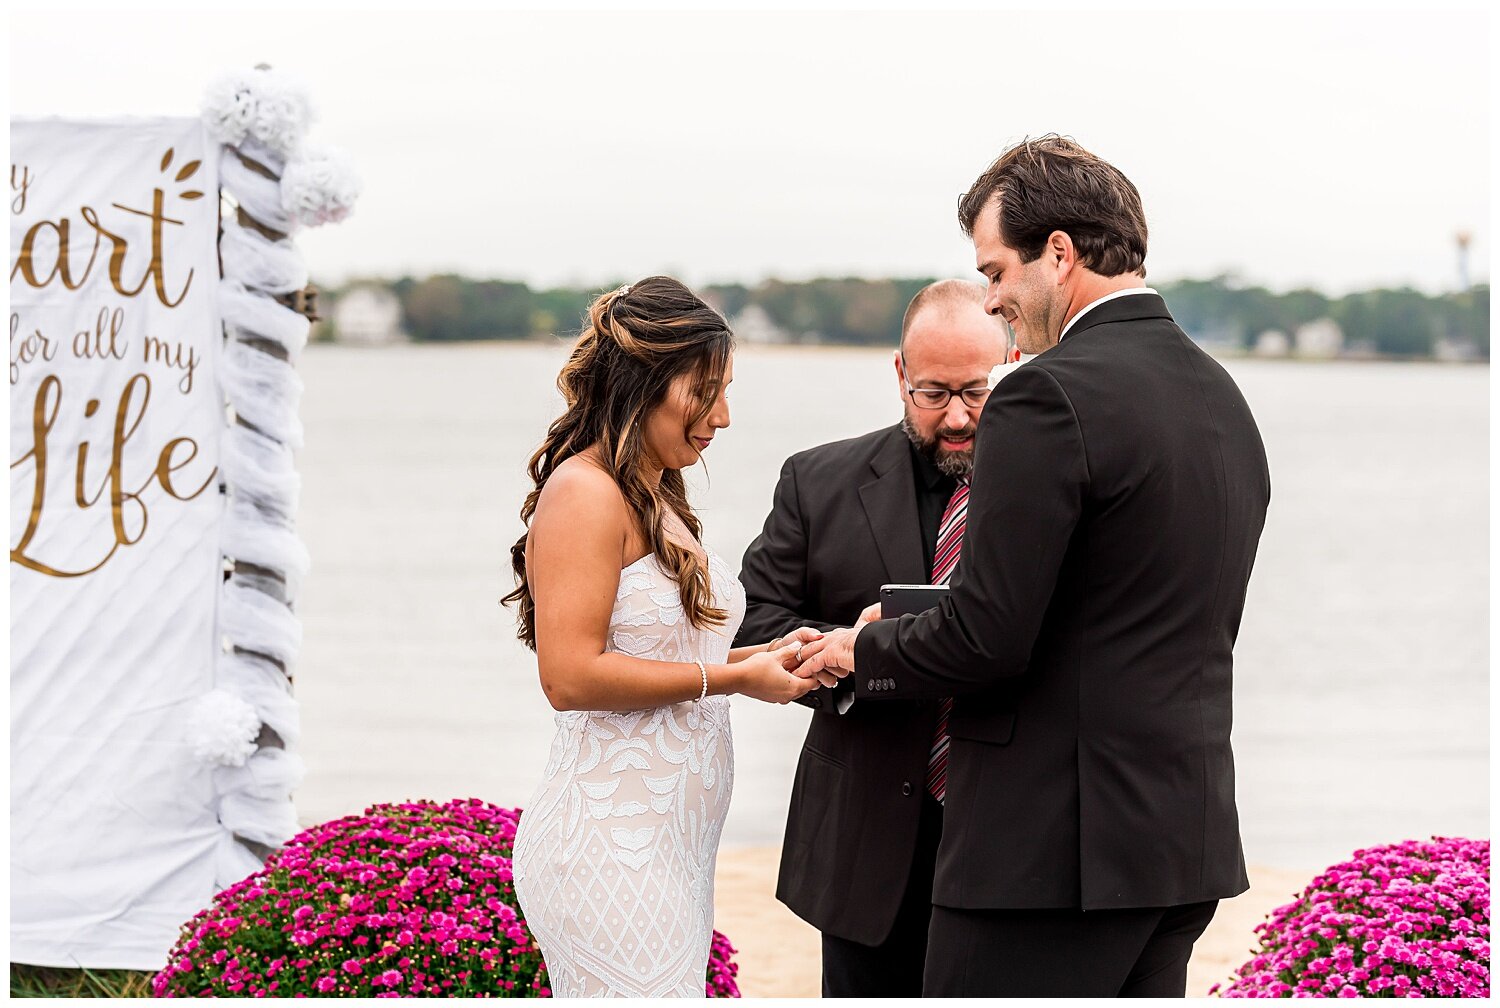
[734,279,1011,997]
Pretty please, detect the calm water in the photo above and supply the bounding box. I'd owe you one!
[292,342,1487,871]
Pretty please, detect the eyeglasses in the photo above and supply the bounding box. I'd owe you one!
[905,384,992,409]
[900,354,992,410]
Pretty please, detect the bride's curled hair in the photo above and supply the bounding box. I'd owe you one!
[503,276,735,651]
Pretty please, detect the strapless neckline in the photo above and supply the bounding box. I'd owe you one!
[621,549,725,574]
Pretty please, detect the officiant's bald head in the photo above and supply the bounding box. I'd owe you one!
[895,280,1010,479]
[899,279,995,356]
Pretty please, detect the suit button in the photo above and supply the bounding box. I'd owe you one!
[901,782,913,796]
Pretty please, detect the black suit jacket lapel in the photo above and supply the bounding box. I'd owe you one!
[857,428,928,585]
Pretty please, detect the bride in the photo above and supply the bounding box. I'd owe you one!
[504,276,821,997]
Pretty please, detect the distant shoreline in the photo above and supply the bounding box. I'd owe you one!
[319,275,1488,362]
[308,337,1489,366]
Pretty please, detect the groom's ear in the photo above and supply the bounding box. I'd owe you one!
[1048,229,1078,284]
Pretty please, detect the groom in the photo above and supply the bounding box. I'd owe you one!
[797,136,1271,996]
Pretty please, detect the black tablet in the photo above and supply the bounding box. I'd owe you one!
[880,583,951,619]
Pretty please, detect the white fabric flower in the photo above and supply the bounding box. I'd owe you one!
[248,72,316,157]
[989,359,1027,389]
[200,66,314,156]
[201,70,259,146]
[280,143,361,227]
[188,689,262,767]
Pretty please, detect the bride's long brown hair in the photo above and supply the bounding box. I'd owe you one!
[502,276,735,651]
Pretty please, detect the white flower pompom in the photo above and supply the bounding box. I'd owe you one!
[200,66,315,156]
[188,688,262,767]
[280,143,360,228]
[201,70,259,147]
[248,71,316,157]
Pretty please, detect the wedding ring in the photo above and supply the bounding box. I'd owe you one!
[795,644,804,663]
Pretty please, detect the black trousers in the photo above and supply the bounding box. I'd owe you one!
[923,898,1220,997]
[820,796,943,997]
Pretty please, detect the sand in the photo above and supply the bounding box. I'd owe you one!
[713,847,1308,998]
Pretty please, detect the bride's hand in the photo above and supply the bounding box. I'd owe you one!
[735,643,818,705]
[773,628,839,687]
[768,626,823,652]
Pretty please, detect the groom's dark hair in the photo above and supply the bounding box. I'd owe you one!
[958,134,1148,278]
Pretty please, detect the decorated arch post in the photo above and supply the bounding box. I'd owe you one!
[9,66,358,969]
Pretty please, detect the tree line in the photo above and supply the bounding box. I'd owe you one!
[323,274,1489,360]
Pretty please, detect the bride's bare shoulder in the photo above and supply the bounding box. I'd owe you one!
[530,453,632,567]
[536,453,626,519]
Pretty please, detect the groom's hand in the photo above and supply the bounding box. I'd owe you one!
[795,625,861,683]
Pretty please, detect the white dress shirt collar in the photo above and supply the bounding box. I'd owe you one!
[1059,287,1158,342]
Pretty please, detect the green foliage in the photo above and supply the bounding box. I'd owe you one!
[1161,277,1338,349]
[703,283,752,320]
[720,276,933,346]
[1439,284,1490,355]
[402,274,469,342]
[1332,287,1438,357]
[9,964,151,998]
[1158,276,1487,358]
[530,287,596,339]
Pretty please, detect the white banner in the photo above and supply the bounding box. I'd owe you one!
[10,117,225,968]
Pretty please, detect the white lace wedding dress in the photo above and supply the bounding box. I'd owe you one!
[512,550,746,998]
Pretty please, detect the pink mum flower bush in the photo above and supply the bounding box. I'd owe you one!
[1212,836,1489,998]
[708,929,741,997]
[151,798,741,998]
[153,799,546,997]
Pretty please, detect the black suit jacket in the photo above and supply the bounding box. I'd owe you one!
[735,425,943,945]
[855,293,1270,911]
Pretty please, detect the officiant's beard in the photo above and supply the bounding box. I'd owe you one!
[901,414,976,479]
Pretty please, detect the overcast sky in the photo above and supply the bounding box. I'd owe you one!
[10,7,1492,295]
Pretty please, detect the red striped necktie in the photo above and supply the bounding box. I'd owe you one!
[926,477,968,803]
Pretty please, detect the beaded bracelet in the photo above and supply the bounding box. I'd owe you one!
[694,660,708,703]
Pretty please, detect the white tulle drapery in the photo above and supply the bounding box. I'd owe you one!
[200,65,358,884]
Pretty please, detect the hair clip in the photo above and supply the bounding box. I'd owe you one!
[616,284,632,299]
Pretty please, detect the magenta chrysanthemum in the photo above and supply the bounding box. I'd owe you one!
[1212,836,1489,998]
[151,798,741,998]
[708,929,742,997]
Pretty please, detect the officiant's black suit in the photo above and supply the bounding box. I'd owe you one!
[735,422,959,995]
[852,293,1271,994]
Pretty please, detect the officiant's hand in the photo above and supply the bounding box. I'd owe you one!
[795,625,861,683]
